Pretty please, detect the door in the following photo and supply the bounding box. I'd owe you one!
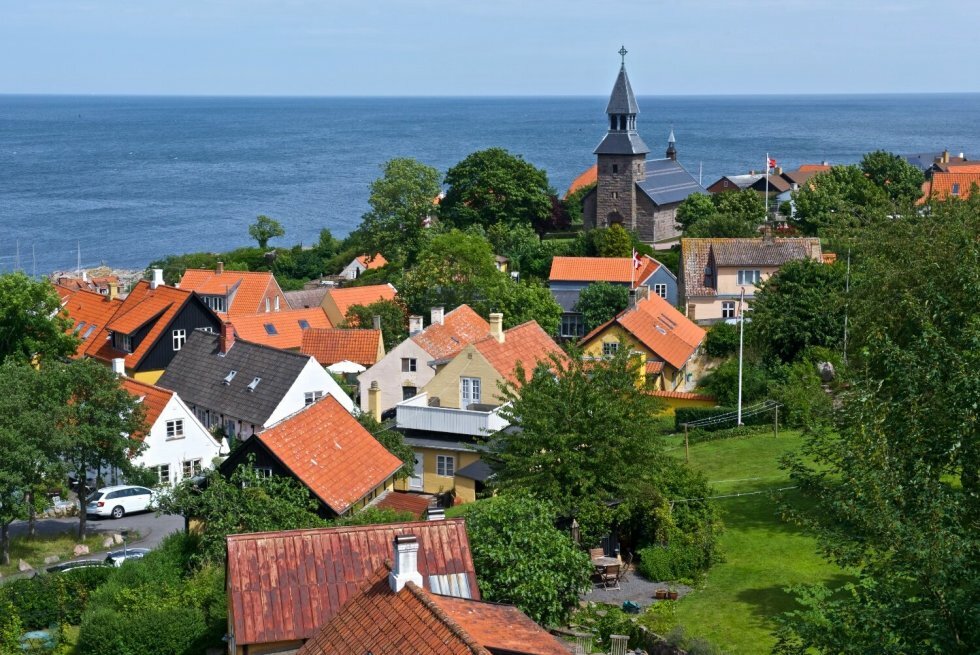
[409,451,424,491]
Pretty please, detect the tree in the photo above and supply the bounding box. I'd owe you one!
[486,222,555,280]
[248,214,285,249]
[458,494,592,626]
[749,259,847,363]
[677,190,766,237]
[357,158,442,265]
[50,359,147,540]
[792,166,890,236]
[676,193,716,230]
[684,212,761,238]
[481,279,563,335]
[0,272,78,364]
[400,229,504,314]
[441,148,554,230]
[575,282,629,332]
[342,298,408,351]
[713,188,767,224]
[860,150,925,207]
[590,224,634,257]
[563,182,596,226]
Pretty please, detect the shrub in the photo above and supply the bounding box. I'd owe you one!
[1,566,114,629]
[77,607,206,655]
[697,357,768,407]
[675,405,773,432]
[704,322,739,358]
[636,543,704,582]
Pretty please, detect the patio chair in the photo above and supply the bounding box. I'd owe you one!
[619,551,633,583]
[600,564,621,590]
[589,547,605,560]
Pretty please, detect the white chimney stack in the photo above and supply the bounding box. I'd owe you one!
[489,313,504,343]
[150,268,164,290]
[430,307,445,326]
[408,315,424,336]
[389,535,423,593]
[372,315,382,331]
[111,358,126,377]
[427,507,445,521]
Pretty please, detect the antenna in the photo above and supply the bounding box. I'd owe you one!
[76,241,81,276]
[32,243,37,279]
[15,240,20,272]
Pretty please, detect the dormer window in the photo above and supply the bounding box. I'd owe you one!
[951,183,960,196]
[247,377,261,392]
[203,295,227,313]
[223,370,237,385]
[116,333,132,353]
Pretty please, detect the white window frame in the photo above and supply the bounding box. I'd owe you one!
[118,333,132,353]
[304,390,324,406]
[602,341,619,357]
[437,455,455,477]
[274,296,280,311]
[402,358,417,373]
[461,377,481,407]
[182,459,202,479]
[154,464,170,485]
[265,298,271,312]
[737,269,762,286]
[560,314,585,338]
[172,329,186,351]
[654,283,668,299]
[255,466,273,479]
[722,301,737,319]
[165,419,184,440]
[205,296,226,313]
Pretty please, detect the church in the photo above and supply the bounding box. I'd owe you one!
[580,49,706,243]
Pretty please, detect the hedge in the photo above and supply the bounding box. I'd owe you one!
[77,606,207,655]
[0,566,114,629]
[675,406,773,432]
[636,542,706,583]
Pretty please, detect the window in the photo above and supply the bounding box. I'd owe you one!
[401,358,417,373]
[612,191,618,199]
[560,313,585,338]
[172,329,186,351]
[73,321,86,334]
[165,419,184,440]
[461,377,481,407]
[265,298,271,312]
[402,386,418,401]
[182,459,202,479]
[737,270,762,286]
[263,323,278,335]
[304,390,324,406]
[722,301,737,319]
[203,295,226,313]
[154,464,170,485]
[297,319,310,330]
[437,455,455,477]
[612,164,619,174]
[952,183,961,196]
[274,297,280,311]
[602,341,619,357]
[255,466,273,479]
[116,333,132,353]
[654,283,668,299]
[82,324,97,340]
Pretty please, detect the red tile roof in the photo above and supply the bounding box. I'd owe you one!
[645,361,665,375]
[326,284,398,319]
[432,595,571,655]
[355,253,388,269]
[923,171,980,202]
[255,396,402,515]
[650,389,716,402]
[473,321,565,385]
[372,490,433,519]
[300,328,384,366]
[229,308,331,350]
[564,164,597,199]
[55,286,123,358]
[179,268,283,316]
[549,256,662,288]
[797,164,832,173]
[226,519,479,646]
[119,377,174,442]
[412,305,490,360]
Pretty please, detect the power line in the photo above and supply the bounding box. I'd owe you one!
[670,485,798,504]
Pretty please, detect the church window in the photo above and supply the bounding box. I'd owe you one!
[619,115,627,130]
[612,164,619,174]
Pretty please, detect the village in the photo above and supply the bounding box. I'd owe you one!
[0,57,976,655]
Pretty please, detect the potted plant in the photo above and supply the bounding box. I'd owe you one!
[655,588,667,600]
[667,585,679,600]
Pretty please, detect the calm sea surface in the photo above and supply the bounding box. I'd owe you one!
[2,94,979,273]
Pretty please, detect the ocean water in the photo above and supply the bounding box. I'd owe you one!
[2,94,979,274]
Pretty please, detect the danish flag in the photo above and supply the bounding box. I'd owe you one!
[632,249,643,270]
[768,157,777,171]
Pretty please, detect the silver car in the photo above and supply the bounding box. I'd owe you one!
[85,485,155,519]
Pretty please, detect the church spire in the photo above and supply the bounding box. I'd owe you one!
[594,47,649,156]
[666,128,677,160]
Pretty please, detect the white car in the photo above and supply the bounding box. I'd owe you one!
[85,485,155,519]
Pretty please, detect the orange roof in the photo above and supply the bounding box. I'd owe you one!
[432,594,570,655]
[942,163,980,173]
[582,294,705,370]
[550,256,662,288]
[822,253,838,264]
[55,286,122,358]
[645,360,665,375]
[564,164,597,199]
[412,305,490,360]
[119,377,174,442]
[923,171,980,202]
[87,280,202,369]
[650,389,716,402]
[372,490,433,519]
[325,284,397,319]
[178,268,282,316]
[255,396,402,515]
[797,164,832,173]
[228,308,331,350]
[473,321,565,385]
[355,253,388,269]
[301,328,383,366]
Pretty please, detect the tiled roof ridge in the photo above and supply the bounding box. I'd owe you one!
[230,335,314,362]
[258,393,334,432]
[225,517,468,542]
[405,582,491,655]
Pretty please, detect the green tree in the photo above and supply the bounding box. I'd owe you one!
[481,279,563,335]
[792,165,890,236]
[563,182,596,226]
[441,148,554,230]
[574,282,629,332]
[342,298,408,351]
[0,272,78,364]
[486,222,555,280]
[676,193,716,230]
[458,494,592,626]
[714,188,767,224]
[357,158,441,265]
[590,223,634,257]
[749,259,847,363]
[248,214,285,250]
[696,357,769,407]
[684,212,761,238]
[860,149,925,207]
[400,229,504,314]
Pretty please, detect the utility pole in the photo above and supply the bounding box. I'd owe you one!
[773,406,779,438]
[842,248,851,366]
[684,424,690,463]
[736,287,746,425]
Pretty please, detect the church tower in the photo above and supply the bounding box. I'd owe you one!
[666,128,677,161]
[594,47,649,229]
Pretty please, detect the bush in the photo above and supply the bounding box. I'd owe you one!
[77,607,206,655]
[704,322,739,358]
[697,357,768,407]
[675,405,774,433]
[636,543,704,582]
[1,566,114,629]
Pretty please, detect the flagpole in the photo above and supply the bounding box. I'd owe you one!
[765,152,770,222]
[737,287,746,426]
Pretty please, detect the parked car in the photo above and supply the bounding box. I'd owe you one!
[85,485,155,519]
[104,548,151,567]
[46,559,110,574]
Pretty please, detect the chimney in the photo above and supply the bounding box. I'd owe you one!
[150,268,164,290]
[430,306,445,326]
[219,321,235,354]
[216,261,224,275]
[107,281,119,300]
[628,289,637,308]
[776,166,783,175]
[368,381,382,422]
[941,149,950,164]
[408,315,424,335]
[610,635,629,655]
[635,286,650,302]
[111,358,126,377]
[372,315,382,331]
[958,152,965,160]
[81,270,89,282]
[489,313,504,343]
[389,535,423,593]
[427,507,445,521]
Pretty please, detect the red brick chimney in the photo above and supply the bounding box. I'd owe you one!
[219,322,235,354]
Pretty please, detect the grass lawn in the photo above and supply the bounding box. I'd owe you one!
[663,430,845,654]
[0,530,108,577]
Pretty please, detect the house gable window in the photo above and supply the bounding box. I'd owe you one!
[654,283,668,299]
[304,390,324,406]
[722,301,737,319]
[203,295,226,313]
[461,377,481,407]
[154,464,170,485]
[172,329,187,351]
[737,269,762,286]
[602,341,619,357]
[254,466,273,479]
[437,455,455,477]
[115,332,132,353]
[402,386,418,400]
[401,358,417,373]
[165,419,184,440]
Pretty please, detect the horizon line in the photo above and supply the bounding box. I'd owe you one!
[2,91,979,100]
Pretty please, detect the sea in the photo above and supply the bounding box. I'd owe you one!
[2,94,980,275]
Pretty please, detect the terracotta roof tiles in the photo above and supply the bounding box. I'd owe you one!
[432,595,571,655]
[229,308,331,350]
[549,256,662,288]
[564,164,597,199]
[326,284,397,319]
[355,253,388,269]
[55,286,122,358]
[301,328,384,366]
[473,321,565,385]
[650,389,716,402]
[371,490,433,519]
[923,171,980,202]
[179,268,283,316]
[119,377,173,442]
[411,305,490,360]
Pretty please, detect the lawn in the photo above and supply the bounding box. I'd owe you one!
[663,430,845,654]
[0,530,108,577]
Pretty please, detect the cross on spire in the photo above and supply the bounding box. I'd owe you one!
[618,45,628,65]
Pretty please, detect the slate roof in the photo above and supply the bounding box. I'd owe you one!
[119,377,174,442]
[156,330,312,426]
[301,328,384,366]
[178,269,282,316]
[251,396,402,515]
[594,131,651,156]
[549,256,662,288]
[228,308,331,350]
[473,321,565,385]
[325,284,398,318]
[637,159,708,207]
[411,305,490,361]
[225,519,479,646]
[284,287,330,310]
[606,64,640,115]
[55,286,122,358]
[710,174,764,190]
[681,238,822,298]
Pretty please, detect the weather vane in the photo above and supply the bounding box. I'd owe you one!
[618,45,628,64]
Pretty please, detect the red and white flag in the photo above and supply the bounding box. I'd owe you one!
[632,249,643,270]
[768,157,777,171]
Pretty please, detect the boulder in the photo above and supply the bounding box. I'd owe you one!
[43,555,60,565]
[817,361,836,383]
[112,533,124,545]
[73,544,90,557]
[103,537,115,549]
[18,559,33,572]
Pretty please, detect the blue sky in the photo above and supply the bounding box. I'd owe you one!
[2,0,978,96]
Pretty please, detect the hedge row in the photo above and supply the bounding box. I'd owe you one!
[675,406,773,432]
[0,566,114,629]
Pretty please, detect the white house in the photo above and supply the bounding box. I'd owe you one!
[340,253,388,281]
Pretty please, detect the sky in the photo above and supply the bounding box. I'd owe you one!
[2,0,978,96]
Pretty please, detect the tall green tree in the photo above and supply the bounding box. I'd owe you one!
[563,182,596,226]
[590,224,634,257]
[400,229,503,314]
[0,272,78,364]
[357,157,441,265]
[675,193,716,230]
[676,189,766,237]
[481,279,563,335]
[792,165,890,236]
[342,298,408,351]
[248,214,285,250]
[574,282,629,332]
[441,148,554,230]
[860,149,925,207]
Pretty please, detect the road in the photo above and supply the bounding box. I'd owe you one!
[9,511,185,553]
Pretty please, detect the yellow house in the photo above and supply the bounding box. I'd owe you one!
[379,314,563,503]
[580,290,706,391]
[649,389,718,415]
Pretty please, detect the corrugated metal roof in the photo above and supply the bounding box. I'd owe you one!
[637,159,707,206]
